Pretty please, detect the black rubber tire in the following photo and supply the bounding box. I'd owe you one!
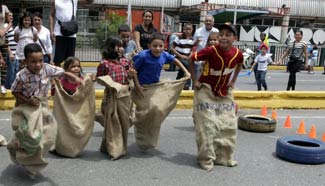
[238,114,276,132]
[276,136,325,164]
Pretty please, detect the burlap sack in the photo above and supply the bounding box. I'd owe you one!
[193,84,237,171]
[0,135,7,146]
[132,78,187,150]
[7,98,57,176]
[97,76,132,160]
[53,76,96,158]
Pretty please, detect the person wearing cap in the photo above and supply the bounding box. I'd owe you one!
[252,33,270,83]
[251,44,279,91]
[192,15,219,81]
[189,22,243,171]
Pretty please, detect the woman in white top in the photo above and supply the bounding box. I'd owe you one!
[33,12,52,64]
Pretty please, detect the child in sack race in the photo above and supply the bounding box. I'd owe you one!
[52,56,96,158]
[189,22,243,171]
[96,36,137,160]
[7,43,81,178]
[131,32,191,150]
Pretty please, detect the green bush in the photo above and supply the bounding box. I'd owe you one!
[95,12,126,47]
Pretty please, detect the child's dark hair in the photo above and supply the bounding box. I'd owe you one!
[313,45,318,50]
[24,43,42,59]
[19,12,33,30]
[63,56,83,76]
[207,32,219,43]
[181,23,193,39]
[142,10,155,33]
[149,32,165,43]
[294,29,303,36]
[32,12,43,19]
[101,36,123,60]
[118,24,131,34]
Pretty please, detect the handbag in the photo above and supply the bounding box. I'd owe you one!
[57,0,78,36]
[37,35,51,63]
[289,41,303,62]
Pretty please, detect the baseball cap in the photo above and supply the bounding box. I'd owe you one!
[217,22,237,36]
[259,43,269,50]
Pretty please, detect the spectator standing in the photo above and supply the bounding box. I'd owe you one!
[0,8,12,94]
[118,24,137,60]
[133,10,157,51]
[33,12,52,64]
[251,44,279,91]
[307,45,317,74]
[277,29,308,91]
[4,12,17,90]
[253,33,269,83]
[171,23,195,90]
[49,0,94,66]
[193,15,218,80]
[14,12,37,69]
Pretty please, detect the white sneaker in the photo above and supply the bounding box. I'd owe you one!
[1,86,7,94]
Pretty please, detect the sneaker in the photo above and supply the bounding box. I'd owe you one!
[322,72,325,75]
[1,86,6,94]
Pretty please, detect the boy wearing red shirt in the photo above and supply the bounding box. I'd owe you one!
[189,22,243,171]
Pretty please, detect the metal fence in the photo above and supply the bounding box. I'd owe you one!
[75,35,323,66]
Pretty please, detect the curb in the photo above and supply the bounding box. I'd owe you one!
[1,90,325,110]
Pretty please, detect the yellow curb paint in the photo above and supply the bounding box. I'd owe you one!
[2,90,325,110]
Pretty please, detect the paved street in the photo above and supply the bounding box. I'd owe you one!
[0,109,325,186]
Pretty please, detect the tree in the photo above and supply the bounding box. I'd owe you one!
[95,11,126,47]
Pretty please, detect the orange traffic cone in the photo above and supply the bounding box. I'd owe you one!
[284,115,292,128]
[271,110,278,121]
[322,132,325,142]
[296,120,306,135]
[308,125,317,139]
[261,105,267,116]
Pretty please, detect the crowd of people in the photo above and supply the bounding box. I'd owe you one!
[0,1,321,179]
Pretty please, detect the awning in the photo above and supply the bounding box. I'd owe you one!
[208,8,269,23]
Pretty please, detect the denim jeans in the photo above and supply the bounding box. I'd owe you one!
[256,70,267,90]
[176,58,191,88]
[194,61,202,81]
[5,54,19,89]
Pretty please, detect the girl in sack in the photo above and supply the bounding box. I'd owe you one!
[53,56,96,158]
[96,36,137,160]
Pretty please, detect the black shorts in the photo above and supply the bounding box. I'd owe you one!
[53,36,76,66]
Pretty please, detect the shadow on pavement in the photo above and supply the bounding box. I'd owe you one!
[0,164,59,186]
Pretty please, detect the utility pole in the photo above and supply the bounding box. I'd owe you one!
[233,0,238,25]
[280,5,291,43]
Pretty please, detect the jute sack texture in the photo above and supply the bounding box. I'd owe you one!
[7,98,57,175]
[97,76,132,160]
[53,76,96,157]
[132,78,187,150]
[193,84,237,171]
